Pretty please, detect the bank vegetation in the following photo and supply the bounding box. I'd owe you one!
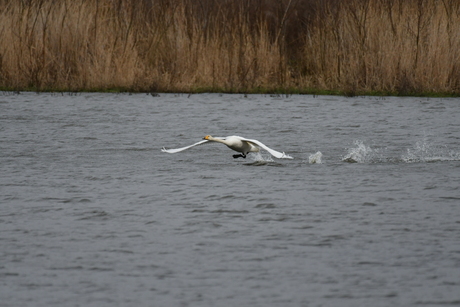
[1,0,459,95]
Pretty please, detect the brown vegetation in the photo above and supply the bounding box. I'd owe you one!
[0,0,459,95]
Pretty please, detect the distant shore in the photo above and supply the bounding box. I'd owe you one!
[1,88,459,98]
[1,0,459,96]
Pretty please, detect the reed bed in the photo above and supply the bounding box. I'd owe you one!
[0,0,459,95]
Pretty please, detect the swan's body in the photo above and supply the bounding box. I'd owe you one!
[162,135,293,159]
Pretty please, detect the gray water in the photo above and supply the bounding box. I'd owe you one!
[1,92,460,307]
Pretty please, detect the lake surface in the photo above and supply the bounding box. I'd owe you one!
[1,92,460,307]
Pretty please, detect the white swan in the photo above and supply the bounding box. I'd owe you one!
[162,135,293,159]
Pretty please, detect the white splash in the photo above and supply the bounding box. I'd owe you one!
[308,151,323,164]
[250,152,274,162]
[342,140,377,163]
[402,138,460,163]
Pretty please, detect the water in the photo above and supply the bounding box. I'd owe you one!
[1,92,460,307]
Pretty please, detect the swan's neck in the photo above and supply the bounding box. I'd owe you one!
[207,136,228,145]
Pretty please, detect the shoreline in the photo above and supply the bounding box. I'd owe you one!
[1,87,459,98]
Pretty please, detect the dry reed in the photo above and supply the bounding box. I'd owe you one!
[0,0,459,95]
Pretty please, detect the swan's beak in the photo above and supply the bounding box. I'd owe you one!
[203,135,210,140]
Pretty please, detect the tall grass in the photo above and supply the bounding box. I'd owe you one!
[302,0,460,95]
[0,0,459,94]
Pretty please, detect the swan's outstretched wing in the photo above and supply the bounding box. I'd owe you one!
[237,136,293,159]
[162,139,209,153]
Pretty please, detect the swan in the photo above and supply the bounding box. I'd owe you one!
[162,135,293,159]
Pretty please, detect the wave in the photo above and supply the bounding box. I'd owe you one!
[342,138,460,163]
[243,152,287,166]
[308,151,323,164]
[342,140,380,163]
[249,152,274,163]
[250,151,323,164]
[401,138,460,163]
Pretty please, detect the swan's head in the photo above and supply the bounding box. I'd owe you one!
[203,135,212,140]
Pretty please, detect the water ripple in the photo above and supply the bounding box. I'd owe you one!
[1,93,459,307]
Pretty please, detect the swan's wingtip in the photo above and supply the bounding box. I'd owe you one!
[282,152,294,159]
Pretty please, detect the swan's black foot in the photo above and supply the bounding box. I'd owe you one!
[233,153,246,159]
